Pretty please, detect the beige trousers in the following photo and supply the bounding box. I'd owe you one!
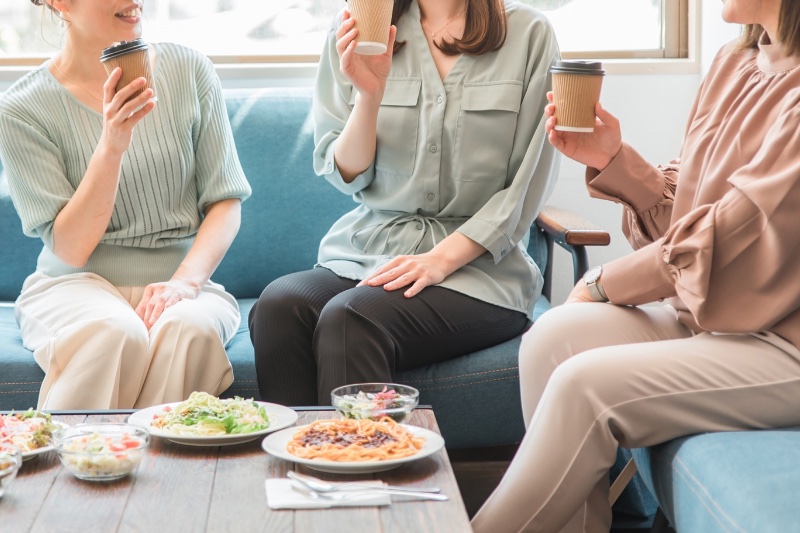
[471,303,800,533]
[16,272,240,410]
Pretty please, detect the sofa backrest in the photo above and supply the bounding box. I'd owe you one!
[0,87,548,301]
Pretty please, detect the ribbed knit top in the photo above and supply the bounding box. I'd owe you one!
[0,43,251,287]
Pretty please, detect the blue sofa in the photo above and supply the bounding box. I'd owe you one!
[1,86,660,522]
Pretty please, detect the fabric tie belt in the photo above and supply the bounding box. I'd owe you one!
[350,214,465,256]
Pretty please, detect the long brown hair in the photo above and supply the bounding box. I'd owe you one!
[740,1,800,56]
[391,0,507,56]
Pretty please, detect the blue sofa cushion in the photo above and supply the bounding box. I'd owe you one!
[0,305,44,409]
[632,429,800,532]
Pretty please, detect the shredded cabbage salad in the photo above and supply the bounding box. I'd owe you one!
[151,392,270,436]
[0,409,58,452]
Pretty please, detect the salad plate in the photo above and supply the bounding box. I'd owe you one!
[1,411,68,462]
[19,421,69,461]
[128,401,298,446]
[261,423,445,474]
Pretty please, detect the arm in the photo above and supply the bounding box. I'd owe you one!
[136,52,251,328]
[135,198,241,326]
[585,143,678,249]
[601,101,800,333]
[313,11,387,193]
[1,70,155,267]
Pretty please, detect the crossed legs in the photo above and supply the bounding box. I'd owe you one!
[472,303,800,533]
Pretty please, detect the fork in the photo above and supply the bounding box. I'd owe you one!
[291,484,449,502]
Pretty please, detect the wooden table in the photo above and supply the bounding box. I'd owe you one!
[1,408,472,532]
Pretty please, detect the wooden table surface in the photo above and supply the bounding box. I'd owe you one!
[1,408,472,533]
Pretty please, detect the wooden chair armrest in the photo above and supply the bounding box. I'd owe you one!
[535,205,610,247]
[534,205,611,302]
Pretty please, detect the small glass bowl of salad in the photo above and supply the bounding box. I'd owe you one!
[54,424,150,481]
[0,444,23,498]
[331,383,420,423]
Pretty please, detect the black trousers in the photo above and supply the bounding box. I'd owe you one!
[249,267,529,406]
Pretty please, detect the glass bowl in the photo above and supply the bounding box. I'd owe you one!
[0,444,23,498]
[331,383,419,423]
[54,423,150,481]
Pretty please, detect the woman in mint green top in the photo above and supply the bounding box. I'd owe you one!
[0,0,250,410]
[250,0,559,405]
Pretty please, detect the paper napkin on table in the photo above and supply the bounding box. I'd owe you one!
[265,478,391,509]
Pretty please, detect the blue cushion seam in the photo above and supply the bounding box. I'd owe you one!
[652,451,745,532]
[407,366,519,383]
[413,375,517,392]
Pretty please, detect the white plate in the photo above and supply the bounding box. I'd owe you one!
[127,402,298,446]
[261,423,445,474]
[18,421,69,462]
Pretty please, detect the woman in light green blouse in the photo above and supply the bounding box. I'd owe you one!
[250,0,560,405]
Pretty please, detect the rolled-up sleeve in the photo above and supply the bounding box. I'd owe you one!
[312,14,375,195]
[457,18,561,263]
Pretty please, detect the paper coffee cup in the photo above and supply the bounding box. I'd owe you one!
[100,39,154,104]
[550,61,605,132]
[348,0,394,55]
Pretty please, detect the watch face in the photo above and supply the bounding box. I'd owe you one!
[584,266,602,283]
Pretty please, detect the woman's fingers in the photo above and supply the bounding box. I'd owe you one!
[103,68,122,103]
[109,77,147,110]
[384,25,397,57]
[546,91,554,103]
[594,102,618,129]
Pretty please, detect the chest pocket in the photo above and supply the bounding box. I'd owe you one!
[350,78,421,176]
[453,81,522,182]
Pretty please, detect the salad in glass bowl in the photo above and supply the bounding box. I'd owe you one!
[54,423,149,481]
[331,383,419,423]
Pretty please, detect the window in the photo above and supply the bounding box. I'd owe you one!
[0,0,689,65]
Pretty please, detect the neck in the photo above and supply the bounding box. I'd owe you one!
[418,0,466,21]
[58,33,122,83]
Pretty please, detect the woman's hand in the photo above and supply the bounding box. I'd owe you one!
[544,92,622,171]
[564,279,595,305]
[359,253,449,298]
[135,280,200,330]
[99,68,156,155]
[336,10,397,100]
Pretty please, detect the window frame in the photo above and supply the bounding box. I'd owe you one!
[0,0,699,86]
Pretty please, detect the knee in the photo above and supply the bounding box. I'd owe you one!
[92,313,149,347]
[153,310,217,343]
[520,305,584,374]
[315,291,389,355]
[249,275,312,326]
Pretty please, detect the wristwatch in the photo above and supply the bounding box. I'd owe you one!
[582,266,608,302]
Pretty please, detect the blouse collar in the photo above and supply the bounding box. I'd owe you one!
[757,31,800,73]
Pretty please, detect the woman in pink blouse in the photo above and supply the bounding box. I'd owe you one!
[473,1,800,532]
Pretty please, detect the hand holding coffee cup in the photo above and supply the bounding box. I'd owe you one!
[100,39,155,104]
[549,61,605,132]
[347,0,394,55]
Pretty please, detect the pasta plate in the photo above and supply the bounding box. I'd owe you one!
[261,423,445,473]
[128,401,298,446]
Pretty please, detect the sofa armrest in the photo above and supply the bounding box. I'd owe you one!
[535,205,611,302]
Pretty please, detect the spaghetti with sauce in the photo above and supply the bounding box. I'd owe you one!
[286,417,425,462]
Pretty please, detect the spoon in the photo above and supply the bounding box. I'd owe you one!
[288,471,441,493]
[291,484,449,502]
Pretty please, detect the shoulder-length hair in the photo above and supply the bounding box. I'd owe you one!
[740,1,800,56]
[391,0,507,56]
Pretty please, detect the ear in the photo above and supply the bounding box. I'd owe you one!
[48,0,68,15]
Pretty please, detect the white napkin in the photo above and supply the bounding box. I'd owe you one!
[265,478,391,509]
